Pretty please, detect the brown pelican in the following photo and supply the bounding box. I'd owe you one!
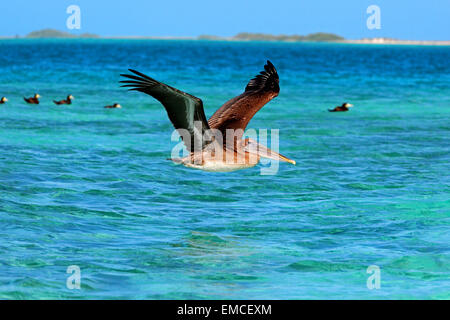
[329,102,353,112]
[0,97,7,104]
[54,94,74,105]
[120,60,295,172]
[24,94,40,104]
[104,103,122,109]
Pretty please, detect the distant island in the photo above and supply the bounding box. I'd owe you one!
[20,29,343,42]
[3,29,448,46]
[197,33,449,45]
[199,32,344,42]
[25,28,99,39]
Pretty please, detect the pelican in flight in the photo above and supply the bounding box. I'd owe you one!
[120,60,295,172]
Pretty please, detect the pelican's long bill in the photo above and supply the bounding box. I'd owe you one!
[243,138,296,165]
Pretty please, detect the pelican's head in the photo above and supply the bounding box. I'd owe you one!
[113,104,122,108]
[1,97,7,102]
[68,95,74,100]
[343,102,353,108]
[34,94,41,99]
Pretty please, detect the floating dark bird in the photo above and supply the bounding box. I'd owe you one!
[54,94,74,105]
[0,97,7,104]
[329,102,353,112]
[24,94,40,104]
[104,103,122,109]
[120,60,295,172]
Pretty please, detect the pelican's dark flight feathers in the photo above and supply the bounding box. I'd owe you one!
[208,60,280,144]
[120,69,211,152]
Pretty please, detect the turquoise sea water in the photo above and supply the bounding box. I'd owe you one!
[0,39,449,299]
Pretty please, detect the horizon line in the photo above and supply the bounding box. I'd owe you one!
[1,29,449,42]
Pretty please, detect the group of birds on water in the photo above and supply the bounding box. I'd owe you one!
[0,94,121,109]
[0,94,353,113]
[0,60,354,172]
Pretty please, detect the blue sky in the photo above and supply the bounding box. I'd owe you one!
[1,0,449,40]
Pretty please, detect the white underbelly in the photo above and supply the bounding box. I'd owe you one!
[182,161,257,172]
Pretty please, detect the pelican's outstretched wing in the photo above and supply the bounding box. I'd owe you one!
[208,60,280,143]
[120,69,211,152]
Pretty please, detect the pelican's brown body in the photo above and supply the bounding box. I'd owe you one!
[120,61,295,172]
[24,94,40,104]
[0,97,7,104]
[54,95,74,105]
[175,137,294,172]
[175,142,260,171]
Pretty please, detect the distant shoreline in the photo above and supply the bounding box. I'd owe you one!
[1,29,449,46]
[1,37,449,46]
[341,38,450,46]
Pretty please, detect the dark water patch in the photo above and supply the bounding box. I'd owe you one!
[287,260,362,272]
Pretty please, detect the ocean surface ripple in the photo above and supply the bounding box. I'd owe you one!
[0,39,449,299]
